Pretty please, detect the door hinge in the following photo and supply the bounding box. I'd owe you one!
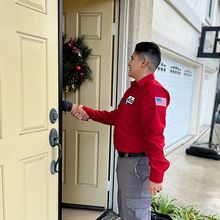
[107,180,111,191]
[112,23,118,36]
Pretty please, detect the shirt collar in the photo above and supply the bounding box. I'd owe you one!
[135,73,155,87]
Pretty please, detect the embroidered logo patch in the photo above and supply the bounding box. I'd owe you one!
[155,97,166,107]
[126,96,135,104]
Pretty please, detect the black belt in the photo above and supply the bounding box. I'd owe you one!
[118,152,146,158]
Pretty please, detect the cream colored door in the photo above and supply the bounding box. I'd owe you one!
[62,0,114,208]
[0,1,58,220]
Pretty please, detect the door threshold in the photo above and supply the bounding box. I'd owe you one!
[62,203,105,211]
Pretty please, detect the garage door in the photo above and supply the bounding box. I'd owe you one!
[155,57,194,147]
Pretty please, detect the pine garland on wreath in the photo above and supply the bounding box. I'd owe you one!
[63,35,92,93]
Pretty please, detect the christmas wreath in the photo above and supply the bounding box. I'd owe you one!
[63,35,92,93]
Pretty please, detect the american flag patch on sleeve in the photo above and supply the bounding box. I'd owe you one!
[155,97,166,107]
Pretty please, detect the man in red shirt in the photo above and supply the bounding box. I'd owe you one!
[71,42,170,220]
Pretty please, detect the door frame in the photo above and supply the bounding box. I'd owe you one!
[106,0,121,210]
[112,0,130,212]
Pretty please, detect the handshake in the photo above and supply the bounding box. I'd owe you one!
[71,104,89,121]
[62,100,89,121]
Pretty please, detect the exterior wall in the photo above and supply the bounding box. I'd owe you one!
[152,0,200,59]
[128,0,153,53]
[184,0,208,19]
[185,0,219,25]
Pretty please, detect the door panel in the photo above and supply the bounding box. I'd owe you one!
[22,154,48,220]
[0,1,58,220]
[19,33,48,133]
[62,0,114,208]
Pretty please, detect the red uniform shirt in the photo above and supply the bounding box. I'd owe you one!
[83,73,170,183]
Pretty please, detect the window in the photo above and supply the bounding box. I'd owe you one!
[184,70,192,77]
[170,66,181,75]
[157,62,167,72]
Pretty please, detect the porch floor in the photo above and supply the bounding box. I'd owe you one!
[62,125,220,219]
[62,208,104,220]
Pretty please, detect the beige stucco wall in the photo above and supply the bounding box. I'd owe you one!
[128,0,153,56]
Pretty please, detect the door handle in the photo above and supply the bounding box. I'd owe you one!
[49,128,59,146]
[50,142,62,175]
[49,128,62,175]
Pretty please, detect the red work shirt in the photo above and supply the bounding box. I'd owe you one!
[83,73,170,183]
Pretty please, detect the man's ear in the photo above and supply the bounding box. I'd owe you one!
[141,57,149,68]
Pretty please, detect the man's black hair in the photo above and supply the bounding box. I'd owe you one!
[135,42,161,71]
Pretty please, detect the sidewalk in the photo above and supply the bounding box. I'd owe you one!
[163,125,220,216]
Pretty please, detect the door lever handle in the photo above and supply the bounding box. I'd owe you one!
[50,142,62,175]
[49,128,59,147]
[49,128,62,175]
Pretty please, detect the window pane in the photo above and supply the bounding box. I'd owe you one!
[204,31,215,53]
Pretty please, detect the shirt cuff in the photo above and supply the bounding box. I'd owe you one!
[149,160,170,183]
[149,170,164,183]
[82,106,93,119]
[62,100,73,112]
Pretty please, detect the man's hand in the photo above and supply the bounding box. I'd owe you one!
[71,104,89,121]
[147,180,162,195]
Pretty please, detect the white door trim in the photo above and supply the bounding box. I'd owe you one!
[107,0,119,209]
[117,0,130,99]
[112,0,130,212]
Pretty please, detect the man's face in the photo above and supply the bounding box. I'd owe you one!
[128,52,143,79]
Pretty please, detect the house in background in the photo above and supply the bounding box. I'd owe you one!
[0,0,220,220]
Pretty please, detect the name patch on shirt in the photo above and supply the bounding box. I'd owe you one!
[155,97,166,107]
[126,96,135,105]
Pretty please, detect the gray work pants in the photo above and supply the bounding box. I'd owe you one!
[116,156,152,220]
